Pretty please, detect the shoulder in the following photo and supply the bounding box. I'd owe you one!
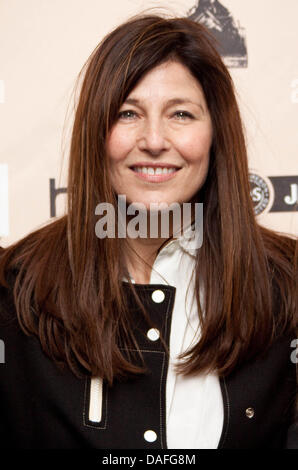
[260,228,297,325]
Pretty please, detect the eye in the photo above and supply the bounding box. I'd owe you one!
[173,110,194,120]
[118,110,138,120]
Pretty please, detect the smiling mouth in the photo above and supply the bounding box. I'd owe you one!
[130,165,181,175]
[129,165,181,183]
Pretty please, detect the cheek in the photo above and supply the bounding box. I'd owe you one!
[106,127,134,163]
[177,130,212,164]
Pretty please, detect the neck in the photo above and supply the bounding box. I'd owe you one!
[124,235,173,284]
[123,203,196,284]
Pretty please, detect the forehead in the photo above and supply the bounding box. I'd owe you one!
[126,61,206,102]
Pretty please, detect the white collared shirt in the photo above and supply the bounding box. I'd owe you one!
[125,229,224,449]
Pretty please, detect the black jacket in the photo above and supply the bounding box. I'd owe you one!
[0,277,297,449]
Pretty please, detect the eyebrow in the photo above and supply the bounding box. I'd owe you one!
[124,97,206,113]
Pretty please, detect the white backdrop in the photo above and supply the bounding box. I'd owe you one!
[0,0,297,247]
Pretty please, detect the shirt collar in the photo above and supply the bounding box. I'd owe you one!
[159,222,198,258]
[122,223,198,284]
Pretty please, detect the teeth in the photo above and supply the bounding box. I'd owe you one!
[133,166,178,175]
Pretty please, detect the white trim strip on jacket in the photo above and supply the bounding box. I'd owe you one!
[88,377,103,422]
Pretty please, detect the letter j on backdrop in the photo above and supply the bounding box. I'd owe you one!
[0,164,9,237]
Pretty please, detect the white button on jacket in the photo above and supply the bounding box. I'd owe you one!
[144,430,158,443]
[147,328,160,341]
[151,289,165,303]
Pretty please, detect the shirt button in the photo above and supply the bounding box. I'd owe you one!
[147,328,160,341]
[151,289,165,303]
[245,407,255,418]
[144,430,157,442]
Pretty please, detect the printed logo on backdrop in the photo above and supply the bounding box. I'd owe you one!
[249,173,298,215]
[49,178,67,218]
[49,175,298,218]
[268,176,298,212]
[187,0,248,68]
[249,173,273,215]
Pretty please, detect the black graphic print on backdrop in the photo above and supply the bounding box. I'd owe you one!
[249,174,298,214]
[268,176,298,212]
[50,175,298,218]
[187,0,248,68]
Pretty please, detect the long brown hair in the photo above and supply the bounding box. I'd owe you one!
[0,15,296,385]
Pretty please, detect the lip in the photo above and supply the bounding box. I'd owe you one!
[129,162,181,169]
[129,164,181,183]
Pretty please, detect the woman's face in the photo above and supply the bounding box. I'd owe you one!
[106,61,213,209]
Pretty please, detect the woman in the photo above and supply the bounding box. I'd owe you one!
[0,14,297,449]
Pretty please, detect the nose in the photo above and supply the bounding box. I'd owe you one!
[137,119,170,156]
